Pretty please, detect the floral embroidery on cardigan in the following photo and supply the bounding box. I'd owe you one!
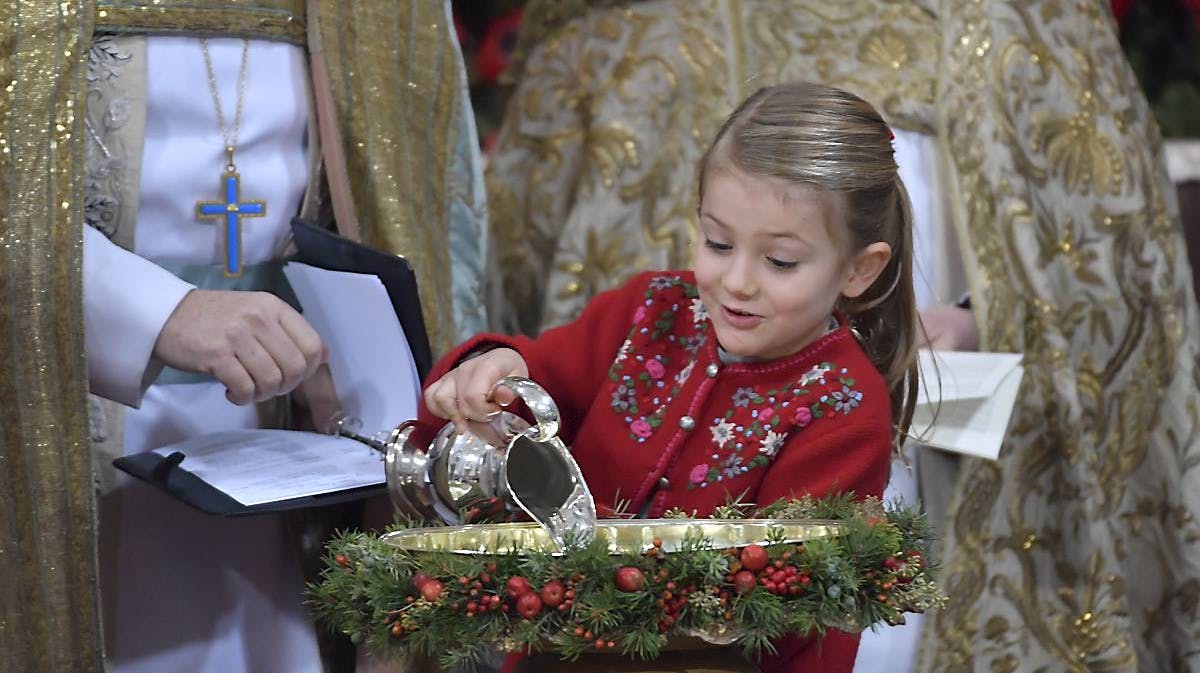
[687,362,863,490]
[607,275,708,442]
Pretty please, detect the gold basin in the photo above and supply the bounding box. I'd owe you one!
[380,519,841,555]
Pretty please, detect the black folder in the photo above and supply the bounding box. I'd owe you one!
[112,218,428,516]
[113,449,387,516]
[289,217,433,380]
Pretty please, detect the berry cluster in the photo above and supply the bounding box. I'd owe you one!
[866,550,925,603]
[723,544,811,597]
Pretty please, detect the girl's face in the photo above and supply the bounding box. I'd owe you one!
[694,168,890,361]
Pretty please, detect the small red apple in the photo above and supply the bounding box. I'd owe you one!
[420,579,444,602]
[615,566,646,592]
[540,580,565,608]
[505,576,532,599]
[516,591,543,619]
[732,570,757,595]
[740,544,769,573]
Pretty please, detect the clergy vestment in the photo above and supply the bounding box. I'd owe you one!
[0,2,487,671]
[484,2,1200,671]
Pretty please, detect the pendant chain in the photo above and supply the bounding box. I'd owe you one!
[200,38,250,172]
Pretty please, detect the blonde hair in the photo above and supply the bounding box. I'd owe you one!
[699,82,919,442]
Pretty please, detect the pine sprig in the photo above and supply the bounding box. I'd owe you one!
[308,495,944,668]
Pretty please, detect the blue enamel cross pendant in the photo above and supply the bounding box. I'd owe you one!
[195,158,266,278]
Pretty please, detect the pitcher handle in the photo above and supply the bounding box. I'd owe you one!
[492,376,559,442]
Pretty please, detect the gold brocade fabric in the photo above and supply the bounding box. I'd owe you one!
[920,2,1200,671]
[0,2,105,673]
[485,0,940,335]
[95,0,307,44]
[310,0,467,354]
[1,1,476,669]
[486,1,1200,670]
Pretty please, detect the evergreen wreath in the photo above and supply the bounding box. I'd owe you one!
[309,493,944,670]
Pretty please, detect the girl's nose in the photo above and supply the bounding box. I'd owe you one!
[721,255,757,299]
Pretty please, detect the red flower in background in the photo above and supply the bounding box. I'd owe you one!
[1111,0,1135,25]
[475,7,524,85]
[1113,0,1200,30]
[1187,0,1200,29]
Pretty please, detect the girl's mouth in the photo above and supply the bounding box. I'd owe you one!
[720,305,763,329]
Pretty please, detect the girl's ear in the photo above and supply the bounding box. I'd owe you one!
[841,242,892,298]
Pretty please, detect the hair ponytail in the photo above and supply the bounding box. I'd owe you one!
[845,176,919,443]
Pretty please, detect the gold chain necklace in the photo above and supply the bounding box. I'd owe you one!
[193,38,266,278]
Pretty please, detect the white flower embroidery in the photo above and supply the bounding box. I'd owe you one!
[799,364,832,387]
[615,339,631,362]
[690,297,709,323]
[759,429,785,458]
[676,359,695,384]
[710,418,735,448]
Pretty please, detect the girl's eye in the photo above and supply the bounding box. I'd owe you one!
[704,238,732,252]
[767,257,798,270]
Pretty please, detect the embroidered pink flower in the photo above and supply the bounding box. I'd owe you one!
[689,464,709,484]
[633,305,648,324]
[630,418,653,438]
[759,407,775,423]
[645,359,665,379]
[793,406,813,428]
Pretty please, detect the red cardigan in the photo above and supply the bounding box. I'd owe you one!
[417,271,893,673]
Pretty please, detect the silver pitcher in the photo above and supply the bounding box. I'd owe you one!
[380,376,596,549]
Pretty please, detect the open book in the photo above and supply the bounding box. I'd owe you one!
[908,350,1024,461]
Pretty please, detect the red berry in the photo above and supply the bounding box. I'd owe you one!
[516,592,543,619]
[335,554,349,567]
[732,570,757,595]
[390,622,404,637]
[615,566,646,592]
[412,572,431,590]
[420,579,444,602]
[540,580,565,608]
[740,545,769,572]
[771,570,787,584]
[506,576,532,599]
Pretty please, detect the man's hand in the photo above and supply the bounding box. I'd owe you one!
[292,364,341,434]
[153,289,325,404]
[918,304,979,352]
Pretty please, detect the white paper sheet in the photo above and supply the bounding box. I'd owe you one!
[283,262,421,432]
[152,430,385,505]
[909,350,1024,461]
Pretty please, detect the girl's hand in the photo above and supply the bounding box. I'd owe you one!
[423,347,530,433]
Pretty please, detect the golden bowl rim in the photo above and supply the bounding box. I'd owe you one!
[380,518,844,556]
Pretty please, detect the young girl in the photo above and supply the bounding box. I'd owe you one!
[418,82,918,672]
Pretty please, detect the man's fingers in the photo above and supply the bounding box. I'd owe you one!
[256,322,310,394]
[211,356,257,405]
[276,305,325,375]
[231,332,285,401]
[295,364,341,433]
